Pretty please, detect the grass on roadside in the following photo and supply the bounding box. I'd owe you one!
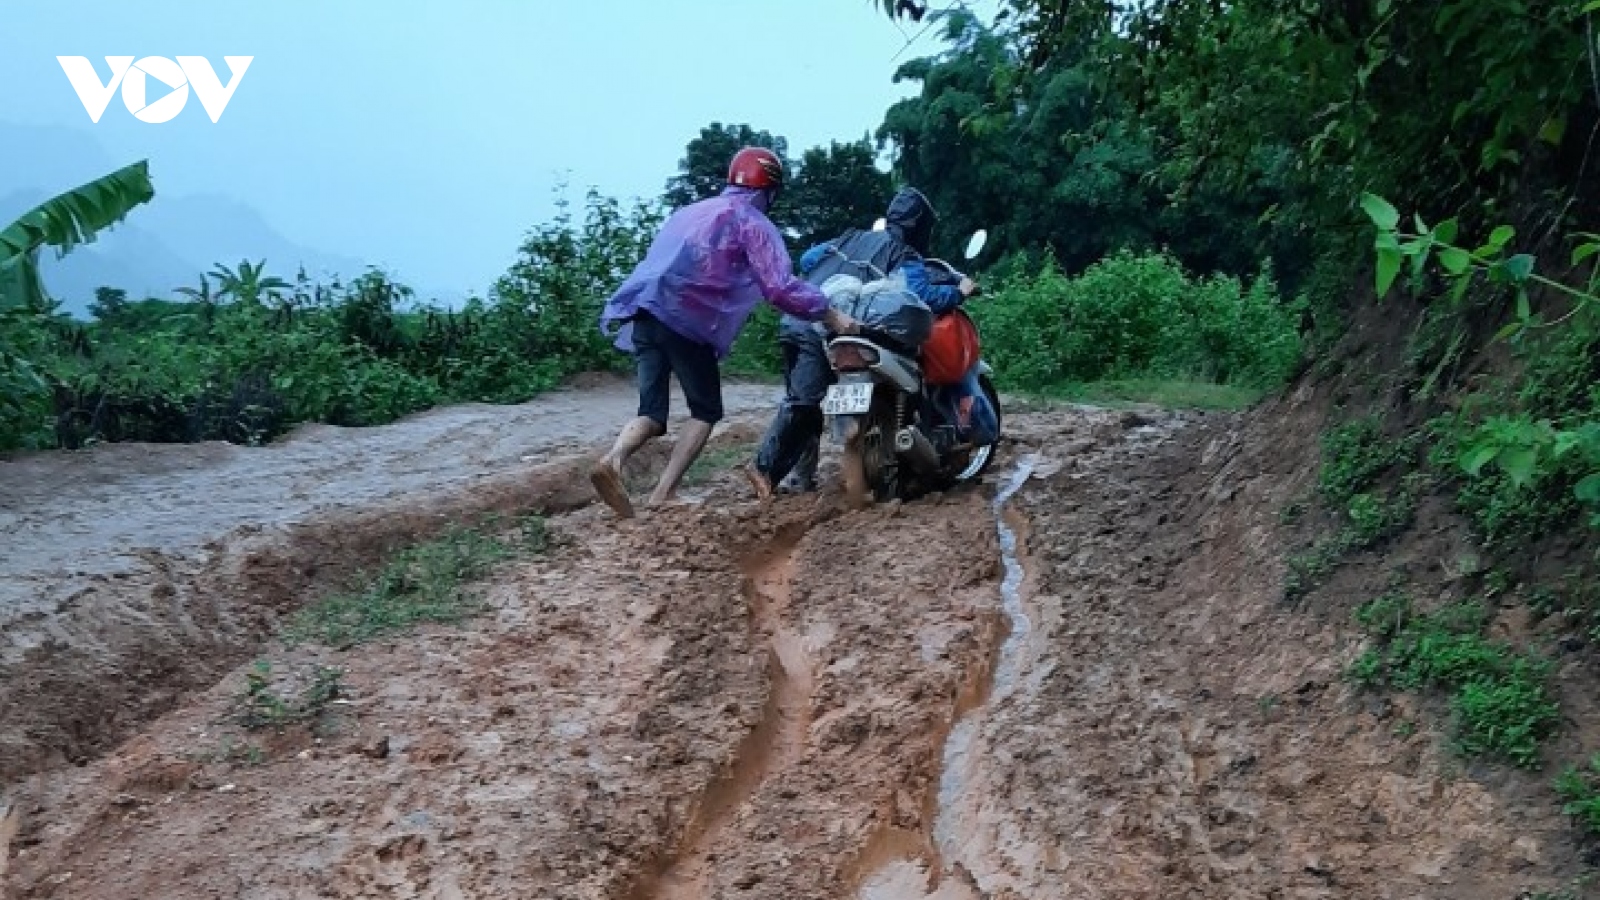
[284,515,550,649]
[684,443,756,487]
[1348,591,1561,768]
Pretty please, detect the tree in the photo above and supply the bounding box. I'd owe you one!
[662,124,894,259]
[873,8,1296,278]
[0,160,155,449]
[88,286,129,324]
[175,273,219,324]
[784,138,895,251]
[663,122,790,209]
[210,259,292,307]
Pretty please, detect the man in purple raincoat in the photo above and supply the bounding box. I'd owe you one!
[589,147,858,518]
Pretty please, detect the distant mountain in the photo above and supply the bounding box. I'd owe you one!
[0,122,464,317]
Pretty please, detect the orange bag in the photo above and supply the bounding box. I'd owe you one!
[921,309,981,385]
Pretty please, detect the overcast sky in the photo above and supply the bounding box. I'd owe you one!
[0,0,995,296]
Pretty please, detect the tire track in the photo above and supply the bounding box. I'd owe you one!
[629,524,817,899]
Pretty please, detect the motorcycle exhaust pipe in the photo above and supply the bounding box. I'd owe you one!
[894,426,941,474]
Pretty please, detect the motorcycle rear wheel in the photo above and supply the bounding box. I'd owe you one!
[839,392,903,507]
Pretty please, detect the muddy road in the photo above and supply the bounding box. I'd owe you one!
[2,383,1593,898]
[0,377,776,778]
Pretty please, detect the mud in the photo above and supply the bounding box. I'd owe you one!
[3,460,1008,899]
[4,382,1598,899]
[0,378,776,780]
[914,390,1593,899]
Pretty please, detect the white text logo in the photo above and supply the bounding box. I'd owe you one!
[57,56,253,123]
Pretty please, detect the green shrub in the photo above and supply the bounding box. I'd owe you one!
[973,250,1303,394]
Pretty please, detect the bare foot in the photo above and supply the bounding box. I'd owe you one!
[742,462,774,502]
[589,460,634,519]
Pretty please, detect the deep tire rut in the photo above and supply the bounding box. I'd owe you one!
[631,526,817,899]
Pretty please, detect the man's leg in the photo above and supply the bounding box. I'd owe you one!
[748,340,804,501]
[957,368,999,446]
[780,438,820,492]
[591,315,669,518]
[647,326,724,506]
[749,322,830,497]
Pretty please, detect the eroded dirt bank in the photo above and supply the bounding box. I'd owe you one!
[0,379,776,781]
[924,389,1595,899]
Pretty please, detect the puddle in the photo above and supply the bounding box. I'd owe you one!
[857,455,1038,900]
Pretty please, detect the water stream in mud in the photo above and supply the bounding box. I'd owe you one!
[859,455,1038,900]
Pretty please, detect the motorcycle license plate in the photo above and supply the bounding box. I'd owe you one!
[822,382,873,415]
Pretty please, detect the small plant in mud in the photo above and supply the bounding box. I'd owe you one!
[1318,416,1421,506]
[1285,475,1429,602]
[681,443,755,488]
[286,518,546,648]
[234,661,345,731]
[204,738,268,766]
[1348,593,1560,768]
[1556,755,1600,837]
[1279,497,1308,525]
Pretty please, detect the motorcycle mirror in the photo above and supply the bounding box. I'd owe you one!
[872,217,887,232]
[964,229,988,260]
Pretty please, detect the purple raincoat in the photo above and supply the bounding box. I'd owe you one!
[599,186,829,360]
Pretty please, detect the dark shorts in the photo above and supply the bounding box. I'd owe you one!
[632,310,723,426]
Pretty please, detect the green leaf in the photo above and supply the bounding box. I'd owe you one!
[1434,218,1459,244]
[1493,319,1525,342]
[1516,289,1532,320]
[1506,253,1535,283]
[1439,247,1472,275]
[1407,236,1433,277]
[1376,247,1403,298]
[0,160,155,301]
[1576,473,1600,504]
[1450,273,1474,305]
[1361,193,1400,231]
[1585,0,1600,12]
[1572,242,1599,266]
[1489,224,1516,249]
[1461,444,1500,477]
[1539,117,1567,145]
[1414,213,1430,234]
[1500,446,1539,487]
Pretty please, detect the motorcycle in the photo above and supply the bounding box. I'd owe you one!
[820,229,1002,506]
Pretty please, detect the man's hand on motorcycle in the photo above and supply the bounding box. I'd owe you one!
[823,308,861,335]
[959,276,979,297]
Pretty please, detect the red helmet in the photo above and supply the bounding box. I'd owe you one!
[727,147,785,190]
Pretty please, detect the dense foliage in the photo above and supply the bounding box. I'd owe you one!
[0,191,662,450]
[1,161,156,447]
[876,11,1301,282]
[974,251,1302,390]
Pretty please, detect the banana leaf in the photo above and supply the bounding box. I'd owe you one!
[0,160,155,311]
